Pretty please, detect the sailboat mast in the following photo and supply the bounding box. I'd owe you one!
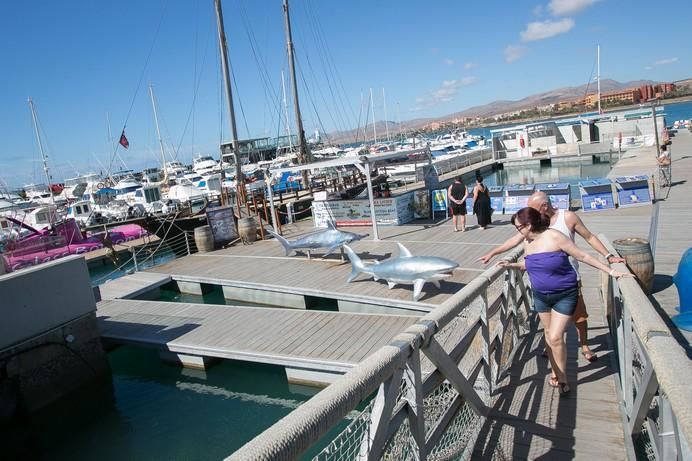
[214,0,244,199]
[370,88,377,143]
[382,88,390,143]
[27,97,56,207]
[597,45,601,114]
[148,84,168,178]
[281,71,293,149]
[282,0,309,173]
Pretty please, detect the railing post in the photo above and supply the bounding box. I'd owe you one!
[131,248,138,272]
[480,288,492,399]
[404,348,427,461]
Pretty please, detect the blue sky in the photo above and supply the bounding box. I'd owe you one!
[1,0,690,187]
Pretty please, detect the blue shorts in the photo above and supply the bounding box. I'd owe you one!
[532,286,578,316]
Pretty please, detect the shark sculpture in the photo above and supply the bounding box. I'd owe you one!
[266,222,367,259]
[343,243,459,301]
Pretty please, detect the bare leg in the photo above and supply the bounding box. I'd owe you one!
[452,215,459,231]
[460,215,466,232]
[573,290,597,361]
[546,311,573,386]
[537,313,558,381]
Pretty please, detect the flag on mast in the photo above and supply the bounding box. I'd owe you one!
[119,130,130,149]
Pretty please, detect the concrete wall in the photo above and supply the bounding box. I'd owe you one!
[0,256,110,419]
[0,256,97,350]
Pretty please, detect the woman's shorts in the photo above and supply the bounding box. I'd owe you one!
[451,203,467,215]
[532,286,578,316]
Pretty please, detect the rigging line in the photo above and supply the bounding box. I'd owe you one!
[303,0,355,136]
[305,0,360,140]
[295,59,333,147]
[109,0,170,176]
[238,0,281,134]
[293,41,343,142]
[230,64,252,140]
[173,10,216,160]
[582,56,597,105]
[293,2,349,138]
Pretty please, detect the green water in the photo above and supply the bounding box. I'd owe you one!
[28,346,357,460]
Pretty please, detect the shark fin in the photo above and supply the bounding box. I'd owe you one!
[322,244,341,258]
[397,242,413,258]
[344,245,365,283]
[432,280,441,288]
[413,279,425,301]
[266,228,293,256]
[387,281,397,289]
[326,220,337,230]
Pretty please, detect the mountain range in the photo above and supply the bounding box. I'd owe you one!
[326,78,660,143]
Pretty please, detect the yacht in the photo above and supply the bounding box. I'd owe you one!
[193,154,221,176]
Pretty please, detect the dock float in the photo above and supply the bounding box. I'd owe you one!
[97,299,420,385]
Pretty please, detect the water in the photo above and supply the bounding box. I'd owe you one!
[89,248,177,286]
[27,346,357,460]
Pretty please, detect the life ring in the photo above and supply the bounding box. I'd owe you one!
[519,136,525,149]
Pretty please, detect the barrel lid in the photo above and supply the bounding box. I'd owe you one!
[613,237,650,248]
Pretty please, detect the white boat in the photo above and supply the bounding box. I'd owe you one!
[193,154,221,176]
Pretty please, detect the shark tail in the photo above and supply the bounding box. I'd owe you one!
[343,245,365,283]
[266,228,292,256]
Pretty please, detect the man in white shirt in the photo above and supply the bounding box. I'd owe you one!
[478,191,625,361]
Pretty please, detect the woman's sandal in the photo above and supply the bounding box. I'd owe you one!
[581,349,598,362]
[558,382,571,397]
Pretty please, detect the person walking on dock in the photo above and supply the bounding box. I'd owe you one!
[448,176,468,232]
[473,174,492,230]
[497,207,631,396]
[478,191,626,362]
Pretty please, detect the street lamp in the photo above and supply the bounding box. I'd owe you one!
[647,98,661,158]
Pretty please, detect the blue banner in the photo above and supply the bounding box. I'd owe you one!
[432,189,448,212]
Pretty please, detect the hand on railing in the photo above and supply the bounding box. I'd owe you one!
[609,268,634,280]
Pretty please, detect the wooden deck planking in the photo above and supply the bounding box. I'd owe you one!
[97,299,420,371]
[98,272,172,300]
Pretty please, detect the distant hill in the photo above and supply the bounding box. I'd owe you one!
[445,79,657,119]
[326,78,667,143]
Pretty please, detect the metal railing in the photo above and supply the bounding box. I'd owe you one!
[603,236,692,460]
[229,246,531,460]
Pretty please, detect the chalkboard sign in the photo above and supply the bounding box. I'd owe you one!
[206,205,238,246]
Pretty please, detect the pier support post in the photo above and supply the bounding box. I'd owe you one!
[159,351,219,371]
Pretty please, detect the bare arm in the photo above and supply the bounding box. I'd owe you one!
[556,233,630,278]
[447,185,457,204]
[461,186,469,202]
[569,212,626,263]
[477,232,524,263]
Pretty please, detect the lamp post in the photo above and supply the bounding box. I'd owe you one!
[648,98,661,158]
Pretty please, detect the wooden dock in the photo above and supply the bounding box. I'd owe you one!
[97,299,419,376]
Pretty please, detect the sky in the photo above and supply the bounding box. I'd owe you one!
[1,0,690,188]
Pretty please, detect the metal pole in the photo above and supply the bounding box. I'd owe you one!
[214,0,244,203]
[265,171,279,234]
[650,99,661,158]
[27,98,56,208]
[362,160,379,241]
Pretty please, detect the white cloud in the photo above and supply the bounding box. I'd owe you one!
[410,78,478,111]
[548,0,600,16]
[464,62,477,70]
[443,58,454,66]
[654,57,678,65]
[505,45,528,63]
[520,18,575,41]
[644,66,653,70]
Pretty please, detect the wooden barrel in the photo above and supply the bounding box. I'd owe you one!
[194,225,215,253]
[238,217,257,243]
[613,237,654,294]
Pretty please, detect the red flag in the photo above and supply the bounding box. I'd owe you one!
[119,130,129,149]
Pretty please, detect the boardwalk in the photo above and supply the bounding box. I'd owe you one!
[97,299,419,374]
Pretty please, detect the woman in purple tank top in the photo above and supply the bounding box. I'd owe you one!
[498,207,631,396]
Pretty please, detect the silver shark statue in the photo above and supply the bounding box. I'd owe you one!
[266,222,367,259]
[343,243,458,301]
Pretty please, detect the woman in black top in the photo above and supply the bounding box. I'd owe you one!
[473,175,492,230]
[447,176,468,232]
